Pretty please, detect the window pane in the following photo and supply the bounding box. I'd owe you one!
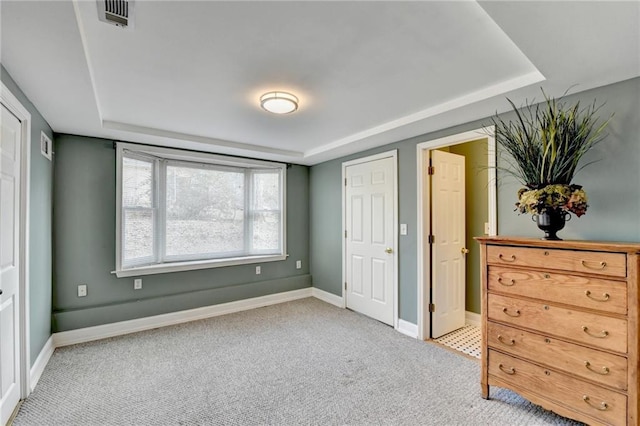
[118,144,287,274]
[123,209,154,264]
[123,157,153,208]
[252,212,280,251]
[253,171,280,210]
[165,165,244,257]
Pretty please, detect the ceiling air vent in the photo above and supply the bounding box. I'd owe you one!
[97,0,134,28]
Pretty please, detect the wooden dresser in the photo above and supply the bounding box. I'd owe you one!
[477,237,639,426]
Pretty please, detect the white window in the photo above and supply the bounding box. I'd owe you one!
[115,143,286,277]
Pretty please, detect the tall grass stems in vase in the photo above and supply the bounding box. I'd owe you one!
[491,89,612,219]
[490,89,613,239]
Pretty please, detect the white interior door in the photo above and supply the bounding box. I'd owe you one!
[431,150,466,338]
[345,156,395,326]
[0,104,22,425]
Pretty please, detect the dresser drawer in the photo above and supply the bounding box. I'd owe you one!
[486,245,627,278]
[488,321,628,390]
[488,266,627,315]
[488,350,626,426]
[488,293,628,353]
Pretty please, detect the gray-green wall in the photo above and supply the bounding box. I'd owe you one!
[53,135,310,331]
[310,77,640,324]
[5,61,638,341]
[1,66,54,365]
[310,140,419,320]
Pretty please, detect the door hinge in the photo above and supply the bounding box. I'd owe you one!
[428,235,435,244]
[344,282,347,290]
[345,178,347,186]
[428,303,436,313]
[428,165,435,175]
[344,230,347,238]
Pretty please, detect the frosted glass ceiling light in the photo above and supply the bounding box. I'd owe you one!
[260,91,298,114]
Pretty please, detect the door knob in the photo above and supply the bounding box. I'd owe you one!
[461,247,470,254]
[385,247,393,254]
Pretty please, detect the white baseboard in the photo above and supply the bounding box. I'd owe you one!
[311,287,344,308]
[54,287,313,347]
[30,335,54,391]
[465,311,481,327]
[33,286,421,395]
[396,319,418,339]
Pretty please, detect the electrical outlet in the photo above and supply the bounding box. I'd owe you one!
[484,222,490,234]
[400,224,407,235]
[256,266,261,275]
[134,278,142,290]
[77,284,87,297]
[296,260,302,269]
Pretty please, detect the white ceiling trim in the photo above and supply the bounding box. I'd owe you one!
[30,0,629,166]
[75,0,303,160]
[72,0,105,123]
[100,66,545,163]
[103,120,304,159]
[303,68,545,160]
[71,0,544,164]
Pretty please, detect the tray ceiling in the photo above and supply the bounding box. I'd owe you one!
[2,1,638,164]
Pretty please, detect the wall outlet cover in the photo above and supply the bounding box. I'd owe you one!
[296,260,302,269]
[134,278,142,290]
[77,284,87,297]
[256,266,261,275]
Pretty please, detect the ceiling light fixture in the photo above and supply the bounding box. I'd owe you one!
[260,91,299,114]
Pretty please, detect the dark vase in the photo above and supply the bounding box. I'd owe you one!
[532,209,571,240]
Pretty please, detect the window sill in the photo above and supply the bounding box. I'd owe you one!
[113,254,287,278]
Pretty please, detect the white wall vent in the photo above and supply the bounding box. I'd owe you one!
[97,0,134,28]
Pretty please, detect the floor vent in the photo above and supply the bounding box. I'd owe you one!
[98,0,134,28]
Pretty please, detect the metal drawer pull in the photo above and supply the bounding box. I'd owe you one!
[584,290,610,302]
[498,254,516,262]
[582,395,609,411]
[584,361,610,375]
[497,277,515,286]
[581,260,607,270]
[498,364,516,375]
[497,335,515,346]
[582,326,609,338]
[502,308,521,317]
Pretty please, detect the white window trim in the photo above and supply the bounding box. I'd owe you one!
[114,142,287,278]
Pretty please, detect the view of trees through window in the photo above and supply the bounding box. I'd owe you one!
[121,152,283,269]
[122,157,155,263]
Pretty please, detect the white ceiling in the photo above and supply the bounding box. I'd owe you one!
[2,1,639,165]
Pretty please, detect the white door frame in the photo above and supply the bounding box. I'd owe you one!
[342,150,399,329]
[1,82,32,399]
[416,127,496,340]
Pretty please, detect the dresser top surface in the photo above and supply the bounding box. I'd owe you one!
[475,236,640,253]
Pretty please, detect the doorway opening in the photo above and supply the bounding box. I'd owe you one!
[416,127,496,341]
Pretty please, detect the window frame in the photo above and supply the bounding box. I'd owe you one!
[120,152,158,268]
[115,143,287,278]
